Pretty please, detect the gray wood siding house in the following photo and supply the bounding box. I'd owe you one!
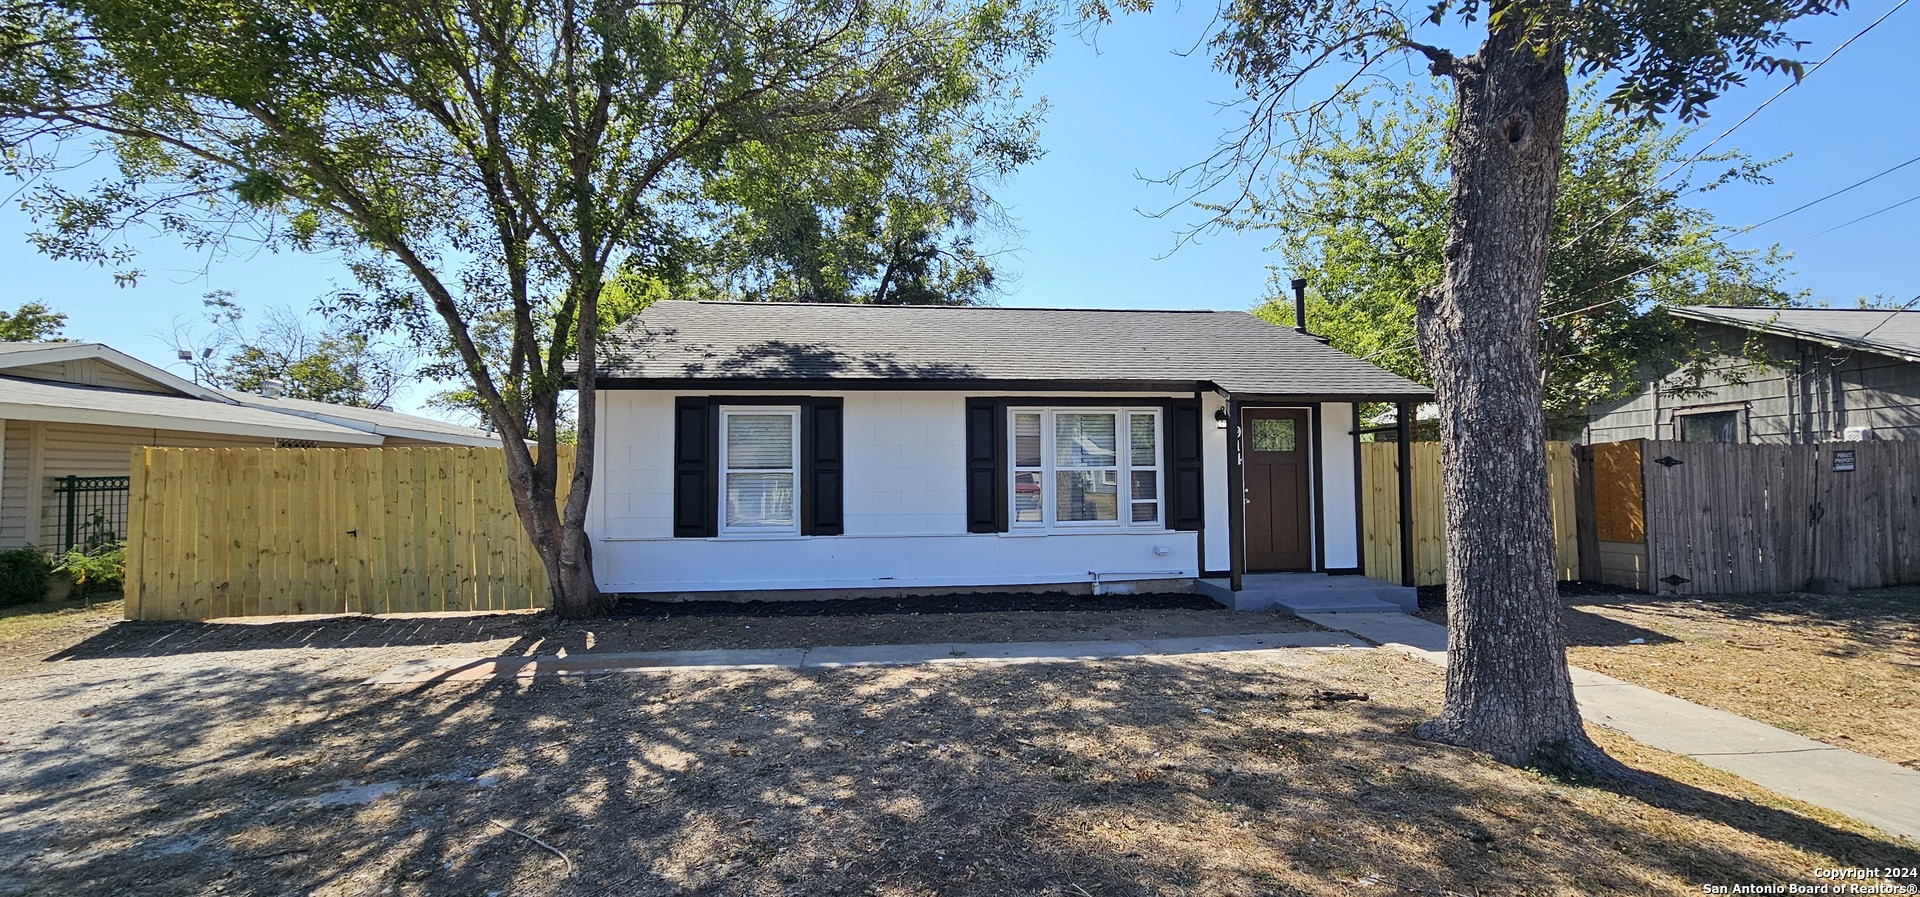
[1584,307,1920,445]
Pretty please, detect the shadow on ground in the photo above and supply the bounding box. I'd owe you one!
[46,612,555,661]
[2,644,1914,896]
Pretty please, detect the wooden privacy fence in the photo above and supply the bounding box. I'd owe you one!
[1359,441,1579,586]
[125,447,573,621]
[1626,439,1920,595]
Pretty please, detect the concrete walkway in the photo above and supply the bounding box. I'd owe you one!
[368,631,1359,685]
[1302,612,1920,842]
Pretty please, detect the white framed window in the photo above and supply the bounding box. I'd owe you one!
[1008,407,1162,530]
[720,407,800,534]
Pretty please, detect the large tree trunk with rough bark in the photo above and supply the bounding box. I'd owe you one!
[1414,23,1620,774]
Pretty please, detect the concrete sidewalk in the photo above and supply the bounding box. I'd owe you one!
[368,630,1359,685]
[1302,612,1920,842]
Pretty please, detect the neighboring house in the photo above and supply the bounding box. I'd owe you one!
[1585,306,1920,445]
[0,340,496,550]
[586,300,1430,602]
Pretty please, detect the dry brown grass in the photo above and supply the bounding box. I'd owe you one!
[3,606,1916,896]
[1562,586,1920,769]
[0,596,119,660]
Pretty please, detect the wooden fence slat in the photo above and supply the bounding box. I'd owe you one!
[1359,441,1580,586]
[123,448,149,619]
[1633,438,1920,596]
[125,446,575,621]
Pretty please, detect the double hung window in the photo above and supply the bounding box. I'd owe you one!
[1010,408,1161,529]
[720,407,800,533]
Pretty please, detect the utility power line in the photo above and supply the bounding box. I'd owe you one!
[1737,153,1920,233]
[1547,0,1912,255]
[1801,191,1920,239]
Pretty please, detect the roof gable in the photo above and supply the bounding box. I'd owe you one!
[0,341,496,445]
[600,301,1431,398]
[0,342,229,401]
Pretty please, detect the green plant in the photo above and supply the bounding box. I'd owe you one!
[56,541,125,598]
[0,547,52,607]
[75,508,117,553]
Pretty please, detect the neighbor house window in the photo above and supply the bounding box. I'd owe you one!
[721,407,799,533]
[1676,409,1740,444]
[1008,408,1160,529]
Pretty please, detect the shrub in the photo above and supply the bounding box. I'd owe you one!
[0,547,52,607]
[57,542,126,597]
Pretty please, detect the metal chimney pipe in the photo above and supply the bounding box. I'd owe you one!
[1290,277,1308,334]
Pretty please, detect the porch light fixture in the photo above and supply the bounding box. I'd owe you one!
[1214,408,1229,429]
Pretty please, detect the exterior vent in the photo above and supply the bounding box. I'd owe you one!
[274,438,319,449]
[1842,426,1876,441]
[259,378,287,398]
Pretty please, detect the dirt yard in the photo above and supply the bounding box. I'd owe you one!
[2,595,1916,896]
[1558,586,1920,771]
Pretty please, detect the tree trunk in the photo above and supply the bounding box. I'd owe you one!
[552,524,602,619]
[1414,24,1622,776]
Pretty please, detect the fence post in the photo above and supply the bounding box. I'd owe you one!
[60,475,77,552]
[1396,402,1415,588]
[1573,445,1600,582]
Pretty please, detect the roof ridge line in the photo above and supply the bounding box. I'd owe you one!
[679,300,1235,315]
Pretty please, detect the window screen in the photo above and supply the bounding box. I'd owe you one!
[722,410,798,531]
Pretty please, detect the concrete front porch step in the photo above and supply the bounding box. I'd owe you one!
[1195,573,1418,615]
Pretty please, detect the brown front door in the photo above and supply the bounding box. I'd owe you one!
[1243,408,1313,572]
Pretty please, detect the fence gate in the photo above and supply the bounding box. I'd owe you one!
[53,476,131,552]
[1638,439,1920,595]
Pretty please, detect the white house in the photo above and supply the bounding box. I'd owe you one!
[0,340,496,550]
[587,300,1431,610]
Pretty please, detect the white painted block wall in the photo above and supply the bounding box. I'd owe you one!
[589,389,1205,593]
[1319,402,1360,570]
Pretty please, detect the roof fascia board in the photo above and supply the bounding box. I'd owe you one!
[368,425,500,447]
[1216,391,1436,403]
[0,401,384,444]
[595,377,1212,393]
[596,377,1435,401]
[1668,308,1920,364]
[0,343,235,402]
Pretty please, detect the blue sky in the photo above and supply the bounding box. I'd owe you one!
[4,1,1915,416]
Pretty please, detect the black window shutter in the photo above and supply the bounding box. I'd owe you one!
[964,399,1006,533]
[1167,399,1205,531]
[673,398,716,537]
[802,399,844,536]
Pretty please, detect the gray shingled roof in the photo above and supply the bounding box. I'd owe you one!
[1671,306,1920,363]
[601,301,1431,398]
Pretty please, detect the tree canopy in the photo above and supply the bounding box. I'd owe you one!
[1247,80,1795,430]
[1090,0,1838,774]
[169,294,411,408]
[0,302,69,342]
[681,97,1042,305]
[4,0,1048,616]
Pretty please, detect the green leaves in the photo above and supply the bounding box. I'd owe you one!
[0,302,70,342]
[1246,80,1793,430]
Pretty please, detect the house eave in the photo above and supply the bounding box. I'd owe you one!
[0,401,384,445]
[592,376,1433,401]
[0,342,235,402]
[1668,307,1920,364]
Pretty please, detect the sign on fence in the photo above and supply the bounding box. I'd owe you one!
[1637,439,1920,595]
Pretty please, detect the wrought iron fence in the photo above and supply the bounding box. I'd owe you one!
[53,476,131,552]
